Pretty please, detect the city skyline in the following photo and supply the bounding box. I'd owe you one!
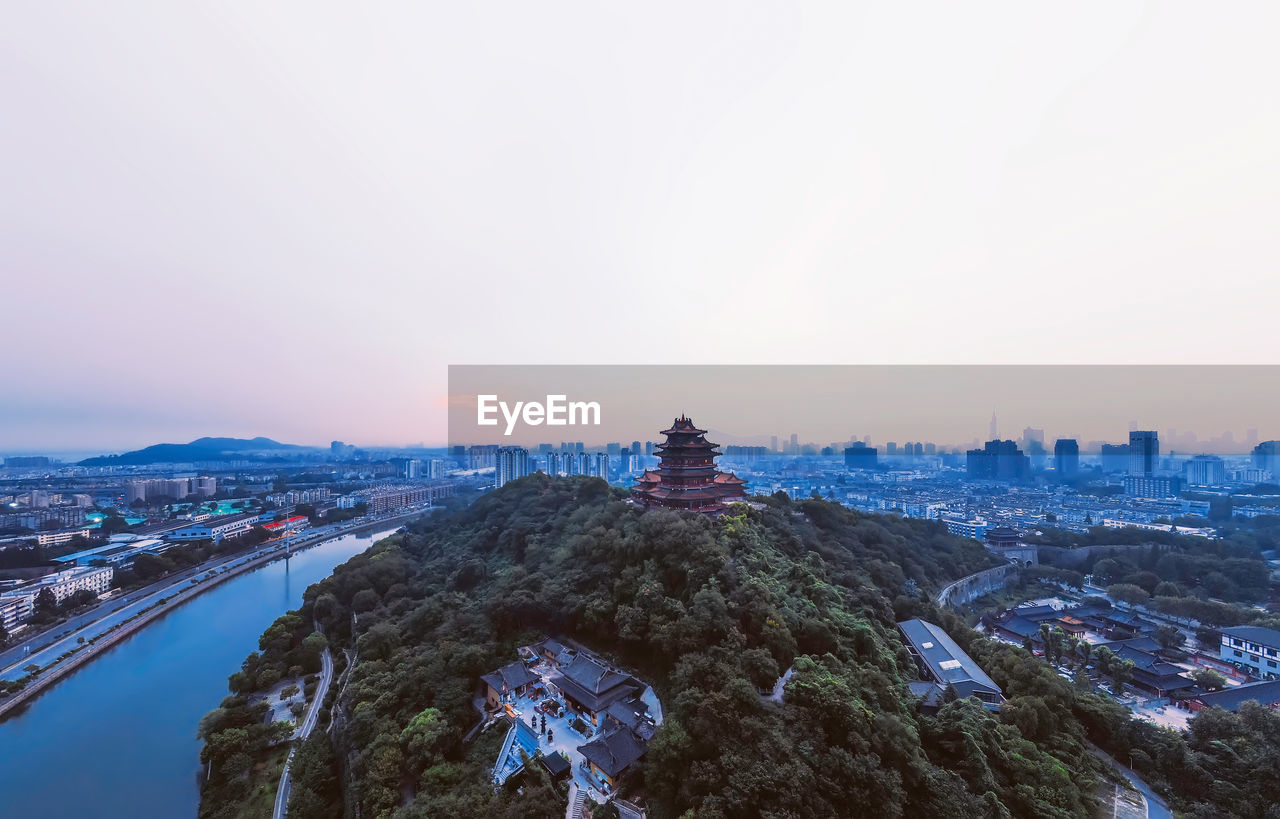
[446,366,1280,454]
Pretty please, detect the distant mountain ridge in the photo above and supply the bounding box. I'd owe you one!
[79,436,315,466]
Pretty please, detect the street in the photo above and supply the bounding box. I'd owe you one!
[274,647,334,819]
[1,510,430,684]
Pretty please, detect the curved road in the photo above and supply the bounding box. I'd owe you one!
[1,510,429,684]
[1090,745,1172,819]
[274,647,334,819]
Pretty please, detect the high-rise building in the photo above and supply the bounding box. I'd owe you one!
[495,447,532,488]
[1254,441,1280,477]
[1053,439,1080,477]
[1129,431,1159,476]
[469,444,499,469]
[843,442,878,470]
[593,452,610,479]
[966,440,1031,482]
[1123,475,1182,498]
[1100,443,1130,473]
[543,451,563,476]
[989,412,998,441]
[770,436,778,452]
[1185,454,1226,486]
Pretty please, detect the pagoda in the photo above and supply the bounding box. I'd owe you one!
[632,415,748,514]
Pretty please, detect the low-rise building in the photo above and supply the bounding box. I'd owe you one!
[1220,625,1280,679]
[166,512,258,543]
[898,618,1004,710]
[577,725,648,790]
[263,515,309,535]
[31,566,114,605]
[550,653,639,727]
[481,660,540,709]
[36,529,91,547]
[943,518,988,541]
[0,592,35,632]
[1182,679,1280,713]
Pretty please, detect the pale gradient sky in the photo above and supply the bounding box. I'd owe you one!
[3,3,1278,452]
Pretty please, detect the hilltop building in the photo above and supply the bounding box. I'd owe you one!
[632,416,747,514]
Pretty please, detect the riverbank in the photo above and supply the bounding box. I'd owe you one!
[0,511,428,720]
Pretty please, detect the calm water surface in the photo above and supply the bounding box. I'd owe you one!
[0,528,396,818]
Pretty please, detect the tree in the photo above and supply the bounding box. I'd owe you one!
[1208,497,1233,521]
[1076,640,1091,667]
[1110,659,1134,693]
[400,707,449,774]
[1107,583,1150,607]
[33,587,58,622]
[100,515,131,536]
[1153,625,1184,651]
[65,589,97,610]
[1190,668,1227,691]
[1093,645,1114,675]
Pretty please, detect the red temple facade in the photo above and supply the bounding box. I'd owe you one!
[632,415,748,514]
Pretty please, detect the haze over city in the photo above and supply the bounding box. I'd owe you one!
[5,3,1280,452]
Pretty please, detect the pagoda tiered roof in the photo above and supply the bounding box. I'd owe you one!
[632,415,748,515]
[659,415,707,436]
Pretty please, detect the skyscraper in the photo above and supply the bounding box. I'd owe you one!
[966,440,1031,482]
[1053,439,1079,477]
[1129,431,1159,476]
[495,446,531,488]
[989,411,998,440]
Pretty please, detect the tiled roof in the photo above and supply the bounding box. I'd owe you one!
[577,727,647,778]
[481,660,539,693]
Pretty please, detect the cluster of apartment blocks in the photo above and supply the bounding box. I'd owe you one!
[125,476,217,503]
[341,483,457,513]
[0,507,92,532]
[0,566,114,632]
[489,446,613,489]
[2,490,94,509]
[265,488,332,506]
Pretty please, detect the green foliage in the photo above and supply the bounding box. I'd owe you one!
[287,733,343,818]
[1189,668,1226,692]
[204,475,1280,819]
[247,476,1103,818]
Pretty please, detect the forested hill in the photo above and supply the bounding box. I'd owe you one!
[203,476,1174,818]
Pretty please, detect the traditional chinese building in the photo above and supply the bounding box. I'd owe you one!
[632,415,748,514]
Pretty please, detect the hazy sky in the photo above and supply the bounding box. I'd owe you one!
[449,365,1280,452]
[3,4,1278,453]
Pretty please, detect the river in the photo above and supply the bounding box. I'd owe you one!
[0,527,397,818]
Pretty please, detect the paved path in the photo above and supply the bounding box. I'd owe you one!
[274,647,334,819]
[1090,745,1172,819]
[763,666,795,704]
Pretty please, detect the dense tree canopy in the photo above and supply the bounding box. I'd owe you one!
[201,476,1280,818]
